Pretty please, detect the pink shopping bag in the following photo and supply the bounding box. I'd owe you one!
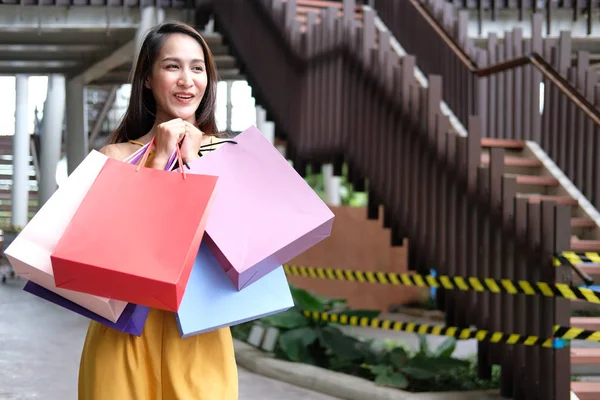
[6,144,180,321]
[50,139,218,312]
[183,126,335,290]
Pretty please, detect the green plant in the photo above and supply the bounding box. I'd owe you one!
[258,286,380,377]
[362,335,470,389]
[302,163,368,207]
[234,286,501,393]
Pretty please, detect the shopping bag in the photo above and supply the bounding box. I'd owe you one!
[23,281,150,336]
[184,126,335,290]
[175,240,293,338]
[4,151,127,322]
[51,139,219,312]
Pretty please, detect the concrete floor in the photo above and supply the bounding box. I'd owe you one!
[0,277,338,400]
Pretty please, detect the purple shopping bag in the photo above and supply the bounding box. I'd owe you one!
[184,126,335,290]
[23,281,150,336]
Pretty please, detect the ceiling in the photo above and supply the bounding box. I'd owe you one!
[0,2,242,85]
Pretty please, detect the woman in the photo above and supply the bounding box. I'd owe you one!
[77,21,239,399]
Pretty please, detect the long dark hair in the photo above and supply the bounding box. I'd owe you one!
[110,21,219,144]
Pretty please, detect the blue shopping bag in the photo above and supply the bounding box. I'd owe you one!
[175,241,294,338]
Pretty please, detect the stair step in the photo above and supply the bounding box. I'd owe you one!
[571,382,600,400]
[0,192,38,200]
[295,7,362,22]
[580,266,600,277]
[516,193,578,206]
[572,240,600,252]
[0,174,37,181]
[481,138,526,149]
[285,0,360,9]
[572,217,597,229]
[571,317,600,331]
[572,348,600,365]
[480,154,542,167]
[0,205,38,213]
[514,175,559,186]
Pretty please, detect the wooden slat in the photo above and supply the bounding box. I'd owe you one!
[571,217,596,229]
[480,154,542,167]
[514,175,559,186]
[480,137,526,149]
[570,317,600,331]
[571,348,600,365]
[571,382,600,400]
[571,239,600,252]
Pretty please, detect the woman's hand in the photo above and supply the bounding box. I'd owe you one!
[150,118,186,170]
[180,121,204,164]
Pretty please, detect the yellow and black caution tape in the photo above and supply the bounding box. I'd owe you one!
[302,310,559,347]
[284,264,600,304]
[303,311,600,348]
[554,251,600,267]
[553,326,600,342]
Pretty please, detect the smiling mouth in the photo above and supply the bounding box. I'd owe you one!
[175,94,194,99]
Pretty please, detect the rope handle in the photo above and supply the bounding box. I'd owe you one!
[134,136,186,179]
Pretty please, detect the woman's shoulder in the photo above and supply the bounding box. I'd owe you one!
[99,142,141,161]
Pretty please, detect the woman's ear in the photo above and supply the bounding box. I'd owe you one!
[144,77,151,90]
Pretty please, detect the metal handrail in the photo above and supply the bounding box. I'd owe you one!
[410,0,600,128]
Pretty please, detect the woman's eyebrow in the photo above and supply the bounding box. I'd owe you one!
[161,57,205,64]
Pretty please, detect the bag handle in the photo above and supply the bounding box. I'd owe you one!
[124,140,178,172]
[134,137,186,179]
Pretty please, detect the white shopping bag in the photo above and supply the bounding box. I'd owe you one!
[5,151,128,322]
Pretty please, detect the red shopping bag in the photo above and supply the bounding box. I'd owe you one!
[51,140,218,312]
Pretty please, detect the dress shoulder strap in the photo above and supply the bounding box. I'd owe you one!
[128,140,145,147]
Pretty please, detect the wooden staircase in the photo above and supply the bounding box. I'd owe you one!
[480,127,600,400]
[216,0,600,398]
[292,2,600,398]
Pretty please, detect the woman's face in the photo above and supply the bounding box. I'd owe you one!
[145,33,208,125]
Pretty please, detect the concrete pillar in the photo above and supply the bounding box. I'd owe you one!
[39,74,66,206]
[322,164,341,206]
[66,76,88,175]
[135,7,157,58]
[12,75,30,228]
[156,7,165,24]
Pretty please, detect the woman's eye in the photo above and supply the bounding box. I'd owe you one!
[192,66,204,72]
[166,64,178,69]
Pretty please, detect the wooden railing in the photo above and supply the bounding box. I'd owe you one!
[446,0,600,35]
[375,0,600,211]
[211,1,573,398]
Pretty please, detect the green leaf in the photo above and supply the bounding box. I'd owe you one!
[434,337,457,358]
[401,366,437,379]
[290,286,326,312]
[389,346,408,369]
[318,326,363,360]
[278,327,318,362]
[406,353,470,373]
[260,308,309,329]
[426,356,471,369]
[363,364,394,376]
[417,334,431,356]
[374,372,409,389]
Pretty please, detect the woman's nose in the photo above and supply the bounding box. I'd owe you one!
[178,72,192,87]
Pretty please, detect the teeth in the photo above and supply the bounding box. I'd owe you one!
[176,95,192,99]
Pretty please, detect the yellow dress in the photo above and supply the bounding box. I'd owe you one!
[77,138,238,400]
